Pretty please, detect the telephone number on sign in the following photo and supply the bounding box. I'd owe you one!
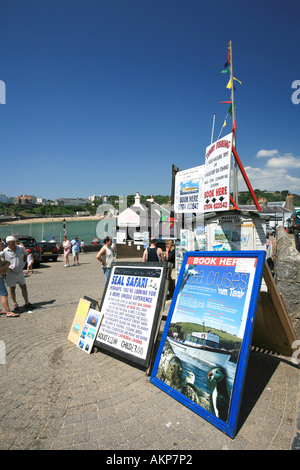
[121,340,144,355]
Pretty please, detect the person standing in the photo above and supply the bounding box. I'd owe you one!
[96,236,115,283]
[63,235,71,267]
[165,239,175,299]
[142,238,165,262]
[0,241,19,317]
[25,249,34,275]
[1,236,35,312]
[71,236,80,265]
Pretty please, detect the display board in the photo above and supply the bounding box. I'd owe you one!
[150,250,266,438]
[174,165,205,214]
[77,308,103,354]
[94,262,168,367]
[68,298,91,345]
[203,133,232,212]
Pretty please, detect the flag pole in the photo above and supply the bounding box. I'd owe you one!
[228,40,238,205]
[211,113,215,144]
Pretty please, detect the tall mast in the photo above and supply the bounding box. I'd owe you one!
[228,41,238,205]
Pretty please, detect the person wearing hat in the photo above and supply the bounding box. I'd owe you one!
[0,236,35,312]
[0,240,19,317]
[70,236,80,266]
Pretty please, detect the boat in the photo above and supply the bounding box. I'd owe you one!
[168,331,231,367]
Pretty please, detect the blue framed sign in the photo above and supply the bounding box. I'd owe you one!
[150,251,266,438]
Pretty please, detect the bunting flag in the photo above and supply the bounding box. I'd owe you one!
[226,77,242,89]
[234,77,242,85]
[219,100,232,104]
[221,65,229,73]
[227,103,236,115]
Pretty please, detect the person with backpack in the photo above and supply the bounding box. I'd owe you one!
[142,238,165,262]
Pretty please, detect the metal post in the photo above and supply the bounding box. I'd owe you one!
[228,41,238,205]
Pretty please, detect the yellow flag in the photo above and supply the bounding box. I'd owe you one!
[226,79,232,89]
[223,119,226,128]
[233,77,242,85]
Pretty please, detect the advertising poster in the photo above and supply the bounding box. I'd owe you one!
[68,298,91,345]
[203,133,233,212]
[150,251,266,438]
[95,262,167,367]
[77,308,103,354]
[174,165,205,214]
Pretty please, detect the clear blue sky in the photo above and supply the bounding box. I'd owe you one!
[0,0,299,200]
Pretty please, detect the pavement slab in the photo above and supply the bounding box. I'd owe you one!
[0,251,299,451]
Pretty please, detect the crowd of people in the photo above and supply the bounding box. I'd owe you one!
[0,234,175,318]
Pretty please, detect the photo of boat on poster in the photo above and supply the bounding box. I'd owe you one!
[151,251,266,434]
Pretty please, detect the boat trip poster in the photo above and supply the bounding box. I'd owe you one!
[203,132,232,213]
[151,250,266,437]
[95,262,167,367]
[174,165,205,214]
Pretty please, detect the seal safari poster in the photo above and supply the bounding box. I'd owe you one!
[95,262,167,368]
[151,250,265,438]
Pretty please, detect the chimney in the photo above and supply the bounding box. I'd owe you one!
[286,193,294,212]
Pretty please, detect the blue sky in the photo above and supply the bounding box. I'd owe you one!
[0,0,299,200]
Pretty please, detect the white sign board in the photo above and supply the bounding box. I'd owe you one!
[203,133,233,212]
[95,262,167,367]
[174,165,205,214]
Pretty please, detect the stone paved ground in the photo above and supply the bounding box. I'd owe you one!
[0,251,299,451]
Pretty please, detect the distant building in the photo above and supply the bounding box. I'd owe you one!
[55,198,89,206]
[17,195,37,204]
[0,193,11,204]
[36,197,47,205]
[117,192,172,238]
[88,194,103,204]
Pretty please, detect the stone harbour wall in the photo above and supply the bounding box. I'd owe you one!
[274,226,300,339]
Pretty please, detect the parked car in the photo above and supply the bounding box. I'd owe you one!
[39,241,59,262]
[266,226,275,237]
[17,236,41,268]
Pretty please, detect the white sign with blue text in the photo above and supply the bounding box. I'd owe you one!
[95,262,167,367]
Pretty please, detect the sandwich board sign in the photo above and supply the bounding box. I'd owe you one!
[77,308,103,354]
[94,262,167,368]
[150,250,266,438]
[68,298,91,345]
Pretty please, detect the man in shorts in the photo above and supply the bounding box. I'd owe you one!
[0,241,19,317]
[1,236,35,312]
[71,236,80,266]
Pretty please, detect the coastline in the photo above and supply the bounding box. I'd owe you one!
[1,215,103,225]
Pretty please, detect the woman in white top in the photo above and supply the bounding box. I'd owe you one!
[96,237,115,284]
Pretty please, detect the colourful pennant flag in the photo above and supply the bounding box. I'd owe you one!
[233,77,242,85]
[227,103,236,115]
[221,66,229,74]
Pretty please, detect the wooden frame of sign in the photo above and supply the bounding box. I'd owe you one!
[150,250,266,438]
[94,261,168,368]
